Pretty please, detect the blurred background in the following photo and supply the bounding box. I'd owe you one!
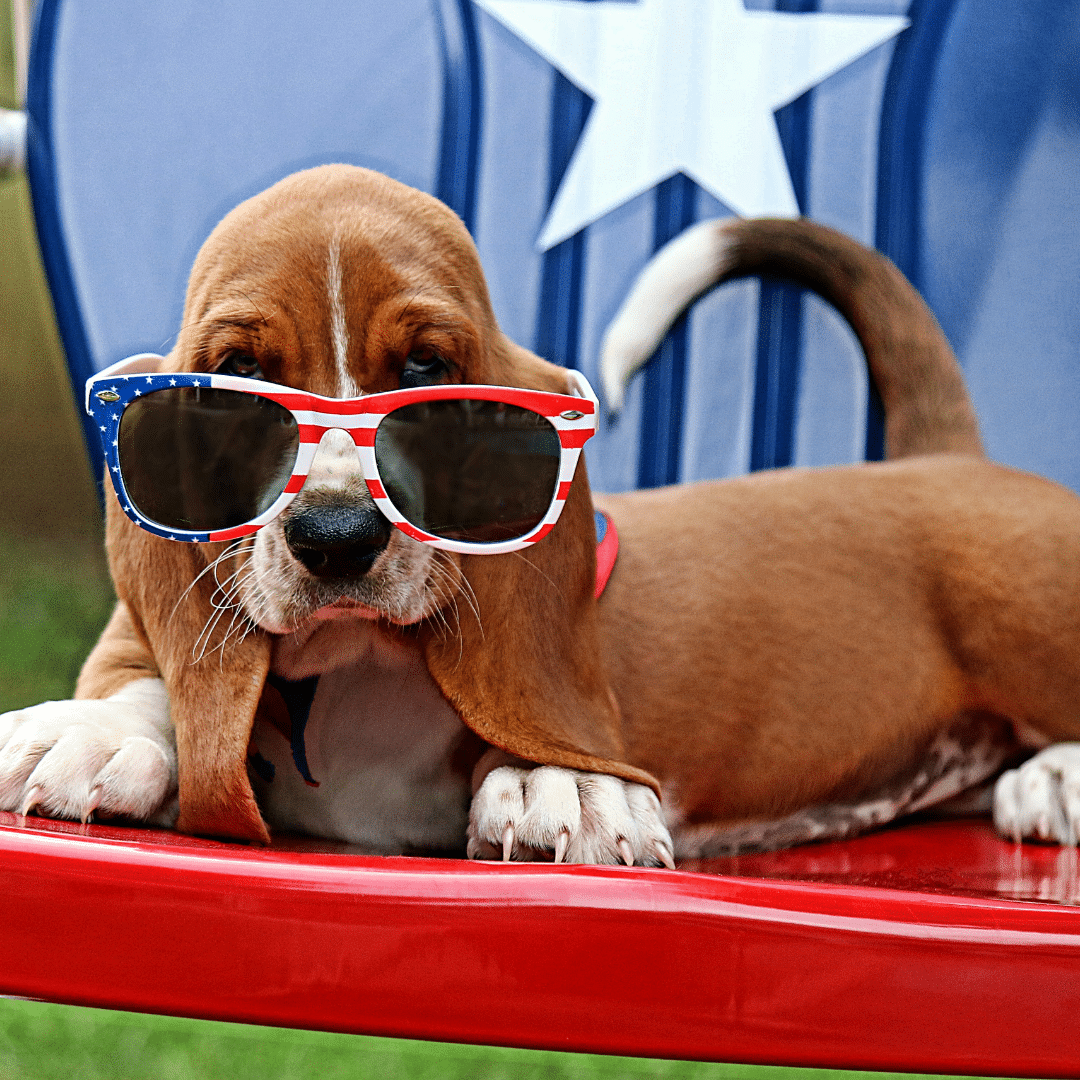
[0,0,113,714]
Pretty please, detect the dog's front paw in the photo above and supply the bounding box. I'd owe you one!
[0,678,177,826]
[993,744,1080,845]
[467,765,675,868]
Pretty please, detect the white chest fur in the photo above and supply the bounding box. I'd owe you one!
[250,621,472,853]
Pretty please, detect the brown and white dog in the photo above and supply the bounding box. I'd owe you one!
[1,164,1078,863]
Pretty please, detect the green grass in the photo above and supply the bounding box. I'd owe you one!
[0,531,114,712]
[0,998,985,1080]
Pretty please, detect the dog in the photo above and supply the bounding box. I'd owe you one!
[1,164,1078,863]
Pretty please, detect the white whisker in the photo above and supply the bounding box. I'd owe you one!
[192,576,251,663]
[509,548,562,598]
[170,539,255,625]
[432,550,483,639]
[425,575,457,642]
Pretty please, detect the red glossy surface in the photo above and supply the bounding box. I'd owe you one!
[691,817,1080,905]
[2,813,1079,1076]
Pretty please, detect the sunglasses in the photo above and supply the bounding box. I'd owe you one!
[85,354,598,554]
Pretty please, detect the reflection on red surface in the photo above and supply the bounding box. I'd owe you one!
[686,817,1080,906]
[2,812,1079,1077]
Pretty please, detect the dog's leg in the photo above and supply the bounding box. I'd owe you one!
[0,603,178,825]
[993,745,1080,845]
[467,751,675,867]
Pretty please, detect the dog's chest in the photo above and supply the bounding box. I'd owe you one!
[250,635,472,853]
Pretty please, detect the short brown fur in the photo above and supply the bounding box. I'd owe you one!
[73,165,1080,847]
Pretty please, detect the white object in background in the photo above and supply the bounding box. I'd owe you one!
[0,109,27,175]
[476,0,908,250]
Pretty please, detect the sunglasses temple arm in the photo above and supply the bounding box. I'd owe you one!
[566,368,600,413]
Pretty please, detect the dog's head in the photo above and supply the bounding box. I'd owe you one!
[107,165,656,841]
[174,164,580,634]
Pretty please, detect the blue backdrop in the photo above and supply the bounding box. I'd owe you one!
[25,0,1080,497]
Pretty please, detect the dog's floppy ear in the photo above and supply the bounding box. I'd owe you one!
[423,344,660,795]
[105,492,272,843]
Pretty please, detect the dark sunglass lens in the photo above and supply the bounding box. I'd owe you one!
[374,399,562,544]
[117,387,299,532]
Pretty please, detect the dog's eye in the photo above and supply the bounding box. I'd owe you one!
[218,353,263,379]
[401,351,448,388]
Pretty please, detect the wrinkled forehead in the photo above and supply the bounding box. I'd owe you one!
[188,168,485,311]
[172,168,499,387]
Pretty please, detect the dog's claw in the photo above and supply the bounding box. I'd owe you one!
[20,786,43,818]
[655,842,676,870]
[501,823,515,862]
[82,786,103,825]
[618,838,634,866]
[553,829,570,864]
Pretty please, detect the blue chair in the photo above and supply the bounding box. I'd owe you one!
[5,0,1080,1073]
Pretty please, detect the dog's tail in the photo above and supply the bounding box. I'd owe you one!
[599,217,983,459]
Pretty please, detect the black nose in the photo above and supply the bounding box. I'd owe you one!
[283,505,393,578]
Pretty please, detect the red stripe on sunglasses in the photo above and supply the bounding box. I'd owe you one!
[264,383,588,417]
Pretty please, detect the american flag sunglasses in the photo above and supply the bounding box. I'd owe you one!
[86,354,598,554]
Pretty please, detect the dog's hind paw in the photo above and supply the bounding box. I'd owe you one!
[467,764,675,868]
[0,678,178,826]
[993,743,1080,845]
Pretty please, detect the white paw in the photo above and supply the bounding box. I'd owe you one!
[467,765,675,868]
[993,744,1080,845]
[0,678,178,826]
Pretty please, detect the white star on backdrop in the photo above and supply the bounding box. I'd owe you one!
[474,0,908,249]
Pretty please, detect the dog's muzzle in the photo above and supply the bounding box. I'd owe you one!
[283,504,393,578]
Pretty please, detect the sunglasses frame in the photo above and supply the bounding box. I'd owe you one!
[86,354,598,554]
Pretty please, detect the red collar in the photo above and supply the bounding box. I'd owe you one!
[594,509,619,599]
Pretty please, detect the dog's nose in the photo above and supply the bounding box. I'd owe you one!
[284,505,393,578]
